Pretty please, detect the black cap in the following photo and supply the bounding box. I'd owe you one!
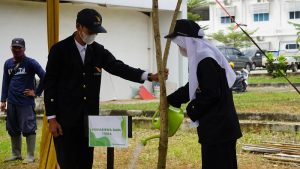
[11,38,25,48]
[164,19,202,39]
[76,8,107,33]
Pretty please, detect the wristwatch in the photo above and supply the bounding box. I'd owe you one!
[147,73,153,82]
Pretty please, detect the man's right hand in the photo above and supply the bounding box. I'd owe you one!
[1,102,6,112]
[48,118,63,137]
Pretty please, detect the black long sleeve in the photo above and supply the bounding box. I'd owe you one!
[44,44,61,117]
[186,58,221,121]
[167,82,190,108]
[96,47,145,83]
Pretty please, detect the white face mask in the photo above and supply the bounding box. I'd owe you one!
[79,30,97,45]
[179,47,187,57]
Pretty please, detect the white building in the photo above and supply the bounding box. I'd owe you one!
[199,0,300,55]
[0,0,188,101]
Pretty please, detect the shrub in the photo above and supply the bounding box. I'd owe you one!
[265,53,287,77]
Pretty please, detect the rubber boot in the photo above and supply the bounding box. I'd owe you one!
[4,135,22,162]
[22,134,36,163]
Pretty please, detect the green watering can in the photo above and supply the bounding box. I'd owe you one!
[141,106,184,146]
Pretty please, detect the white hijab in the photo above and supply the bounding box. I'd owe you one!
[172,30,236,100]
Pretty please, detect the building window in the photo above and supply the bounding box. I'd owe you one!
[290,11,300,19]
[286,43,299,49]
[254,13,269,22]
[221,16,235,24]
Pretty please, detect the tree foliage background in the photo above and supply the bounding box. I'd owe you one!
[288,21,300,46]
[208,24,257,48]
[188,0,208,21]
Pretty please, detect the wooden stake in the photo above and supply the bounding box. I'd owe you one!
[152,1,168,168]
[163,0,182,69]
[264,154,300,164]
[152,0,183,168]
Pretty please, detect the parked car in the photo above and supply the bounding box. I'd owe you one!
[273,56,298,72]
[295,56,300,69]
[217,46,253,72]
[263,50,279,68]
[266,50,299,72]
[242,48,265,69]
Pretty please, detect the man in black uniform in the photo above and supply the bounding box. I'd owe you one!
[44,8,165,169]
[165,19,242,169]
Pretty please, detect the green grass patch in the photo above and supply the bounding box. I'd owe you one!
[101,102,161,111]
[0,120,299,169]
[101,90,300,113]
[0,120,42,169]
[233,90,300,113]
[248,75,300,84]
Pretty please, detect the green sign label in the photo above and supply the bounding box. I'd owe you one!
[88,116,128,147]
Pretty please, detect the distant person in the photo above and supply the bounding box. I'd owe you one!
[165,19,242,169]
[44,8,168,169]
[1,38,45,163]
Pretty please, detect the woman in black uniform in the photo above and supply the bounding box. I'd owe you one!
[165,19,242,169]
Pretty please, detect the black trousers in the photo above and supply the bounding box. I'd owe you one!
[53,126,94,169]
[201,140,238,169]
[6,103,37,136]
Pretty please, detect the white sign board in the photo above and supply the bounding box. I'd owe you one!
[88,116,128,147]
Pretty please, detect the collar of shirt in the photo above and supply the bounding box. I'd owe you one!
[74,38,87,52]
[74,38,87,63]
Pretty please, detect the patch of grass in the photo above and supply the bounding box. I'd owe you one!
[0,120,299,169]
[101,90,300,114]
[0,120,41,169]
[233,90,300,113]
[101,102,161,111]
[93,125,300,169]
[248,75,300,84]
[0,120,10,160]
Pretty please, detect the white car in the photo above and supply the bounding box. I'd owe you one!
[272,56,298,72]
[265,51,299,72]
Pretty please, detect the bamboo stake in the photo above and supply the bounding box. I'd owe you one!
[152,1,168,168]
[262,141,300,147]
[152,0,183,168]
[162,0,182,68]
[244,143,300,150]
[244,144,300,151]
[242,145,281,154]
[152,0,182,169]
[242,144,300,155]
[264,154,300,164]
[275,153,300,159]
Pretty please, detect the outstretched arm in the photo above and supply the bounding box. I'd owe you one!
[167,82,190,108]
[100,48,145,83]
